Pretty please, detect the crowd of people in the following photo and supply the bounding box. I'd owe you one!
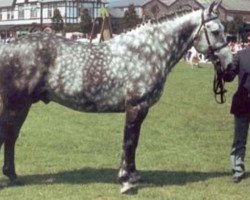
[228,41,250,55]
[185,36,250,67]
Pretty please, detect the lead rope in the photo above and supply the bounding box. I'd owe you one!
[200,12,228,104]
[213,71,227,104]
[211,56,227,104]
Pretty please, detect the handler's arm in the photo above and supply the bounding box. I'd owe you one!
[223,53,239,82]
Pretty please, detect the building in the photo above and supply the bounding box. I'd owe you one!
[108,0,250,37]
[108,0,203,33]
[0,0,106,40]
[198,0,250,23]
[108,0,201,20]
[142,0,202,19]
[109,0,250,23]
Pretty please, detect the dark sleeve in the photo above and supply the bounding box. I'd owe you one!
[223,53,239,82]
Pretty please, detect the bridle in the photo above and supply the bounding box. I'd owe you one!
[194,11,228,104]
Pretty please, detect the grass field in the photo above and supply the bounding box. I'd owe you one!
[0,61,249,200]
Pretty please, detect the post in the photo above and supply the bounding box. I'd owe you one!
[40,0,43,30]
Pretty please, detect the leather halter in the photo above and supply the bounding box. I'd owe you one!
[201,12,228,55]
[195,11,228,104]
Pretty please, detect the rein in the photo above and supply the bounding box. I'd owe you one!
[195,11,228,104]
[210,54,227,104]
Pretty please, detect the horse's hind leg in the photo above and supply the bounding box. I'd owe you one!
[0,103,31,185]
[118,102,149,194]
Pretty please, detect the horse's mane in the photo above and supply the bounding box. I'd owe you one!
[122,8,198,34]
[150,9,195,24]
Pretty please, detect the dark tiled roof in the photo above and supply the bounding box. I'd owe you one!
[197,0,250,12]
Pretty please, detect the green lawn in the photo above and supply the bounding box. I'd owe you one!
[0,61,249,200]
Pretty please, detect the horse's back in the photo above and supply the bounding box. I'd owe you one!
[0,33,127,112]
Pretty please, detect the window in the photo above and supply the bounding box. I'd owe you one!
[11,10,14,19]
[48,4,53,18]
[56,3,64,7]
[6,9,14,20]
[30,5,37,18]
[18,5,24,19]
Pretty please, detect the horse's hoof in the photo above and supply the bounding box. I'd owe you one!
[120,182,138,194]
[8,179,24,187]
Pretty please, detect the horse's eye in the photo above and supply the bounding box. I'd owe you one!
[212,30,220,36]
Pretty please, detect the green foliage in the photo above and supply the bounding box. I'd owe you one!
[51,9,64,33]
[0,62,249,199]
[123,4,141,30]
[80,8,92,34]
[63,24,81,33]
[224,15,244,35]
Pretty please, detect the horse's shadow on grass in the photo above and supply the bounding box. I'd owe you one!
[1,168,234,189]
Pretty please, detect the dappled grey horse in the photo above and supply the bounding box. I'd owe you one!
[0,1,232,193]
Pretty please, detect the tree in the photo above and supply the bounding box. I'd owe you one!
[80,8,92,34]
[123,4,140,30]
[51,8,64,33]
[224,15,244,35]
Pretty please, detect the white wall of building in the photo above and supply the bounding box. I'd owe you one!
[16,0,25,3]
[0,1,103,27]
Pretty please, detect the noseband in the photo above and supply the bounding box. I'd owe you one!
[195,11,228,104]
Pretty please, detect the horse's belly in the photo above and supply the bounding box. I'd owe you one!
[47,88,126,113]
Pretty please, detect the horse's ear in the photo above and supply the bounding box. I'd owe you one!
[208,0,222,15]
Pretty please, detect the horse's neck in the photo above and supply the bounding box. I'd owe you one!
[158,11,201,69]
[110,10,201,71]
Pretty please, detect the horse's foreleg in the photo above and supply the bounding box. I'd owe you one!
[3,131,18,183]
[118,102,148,194]
[1,104,30,185]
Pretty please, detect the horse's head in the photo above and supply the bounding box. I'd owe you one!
[193,0,233,71]
[193,0,233,103]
